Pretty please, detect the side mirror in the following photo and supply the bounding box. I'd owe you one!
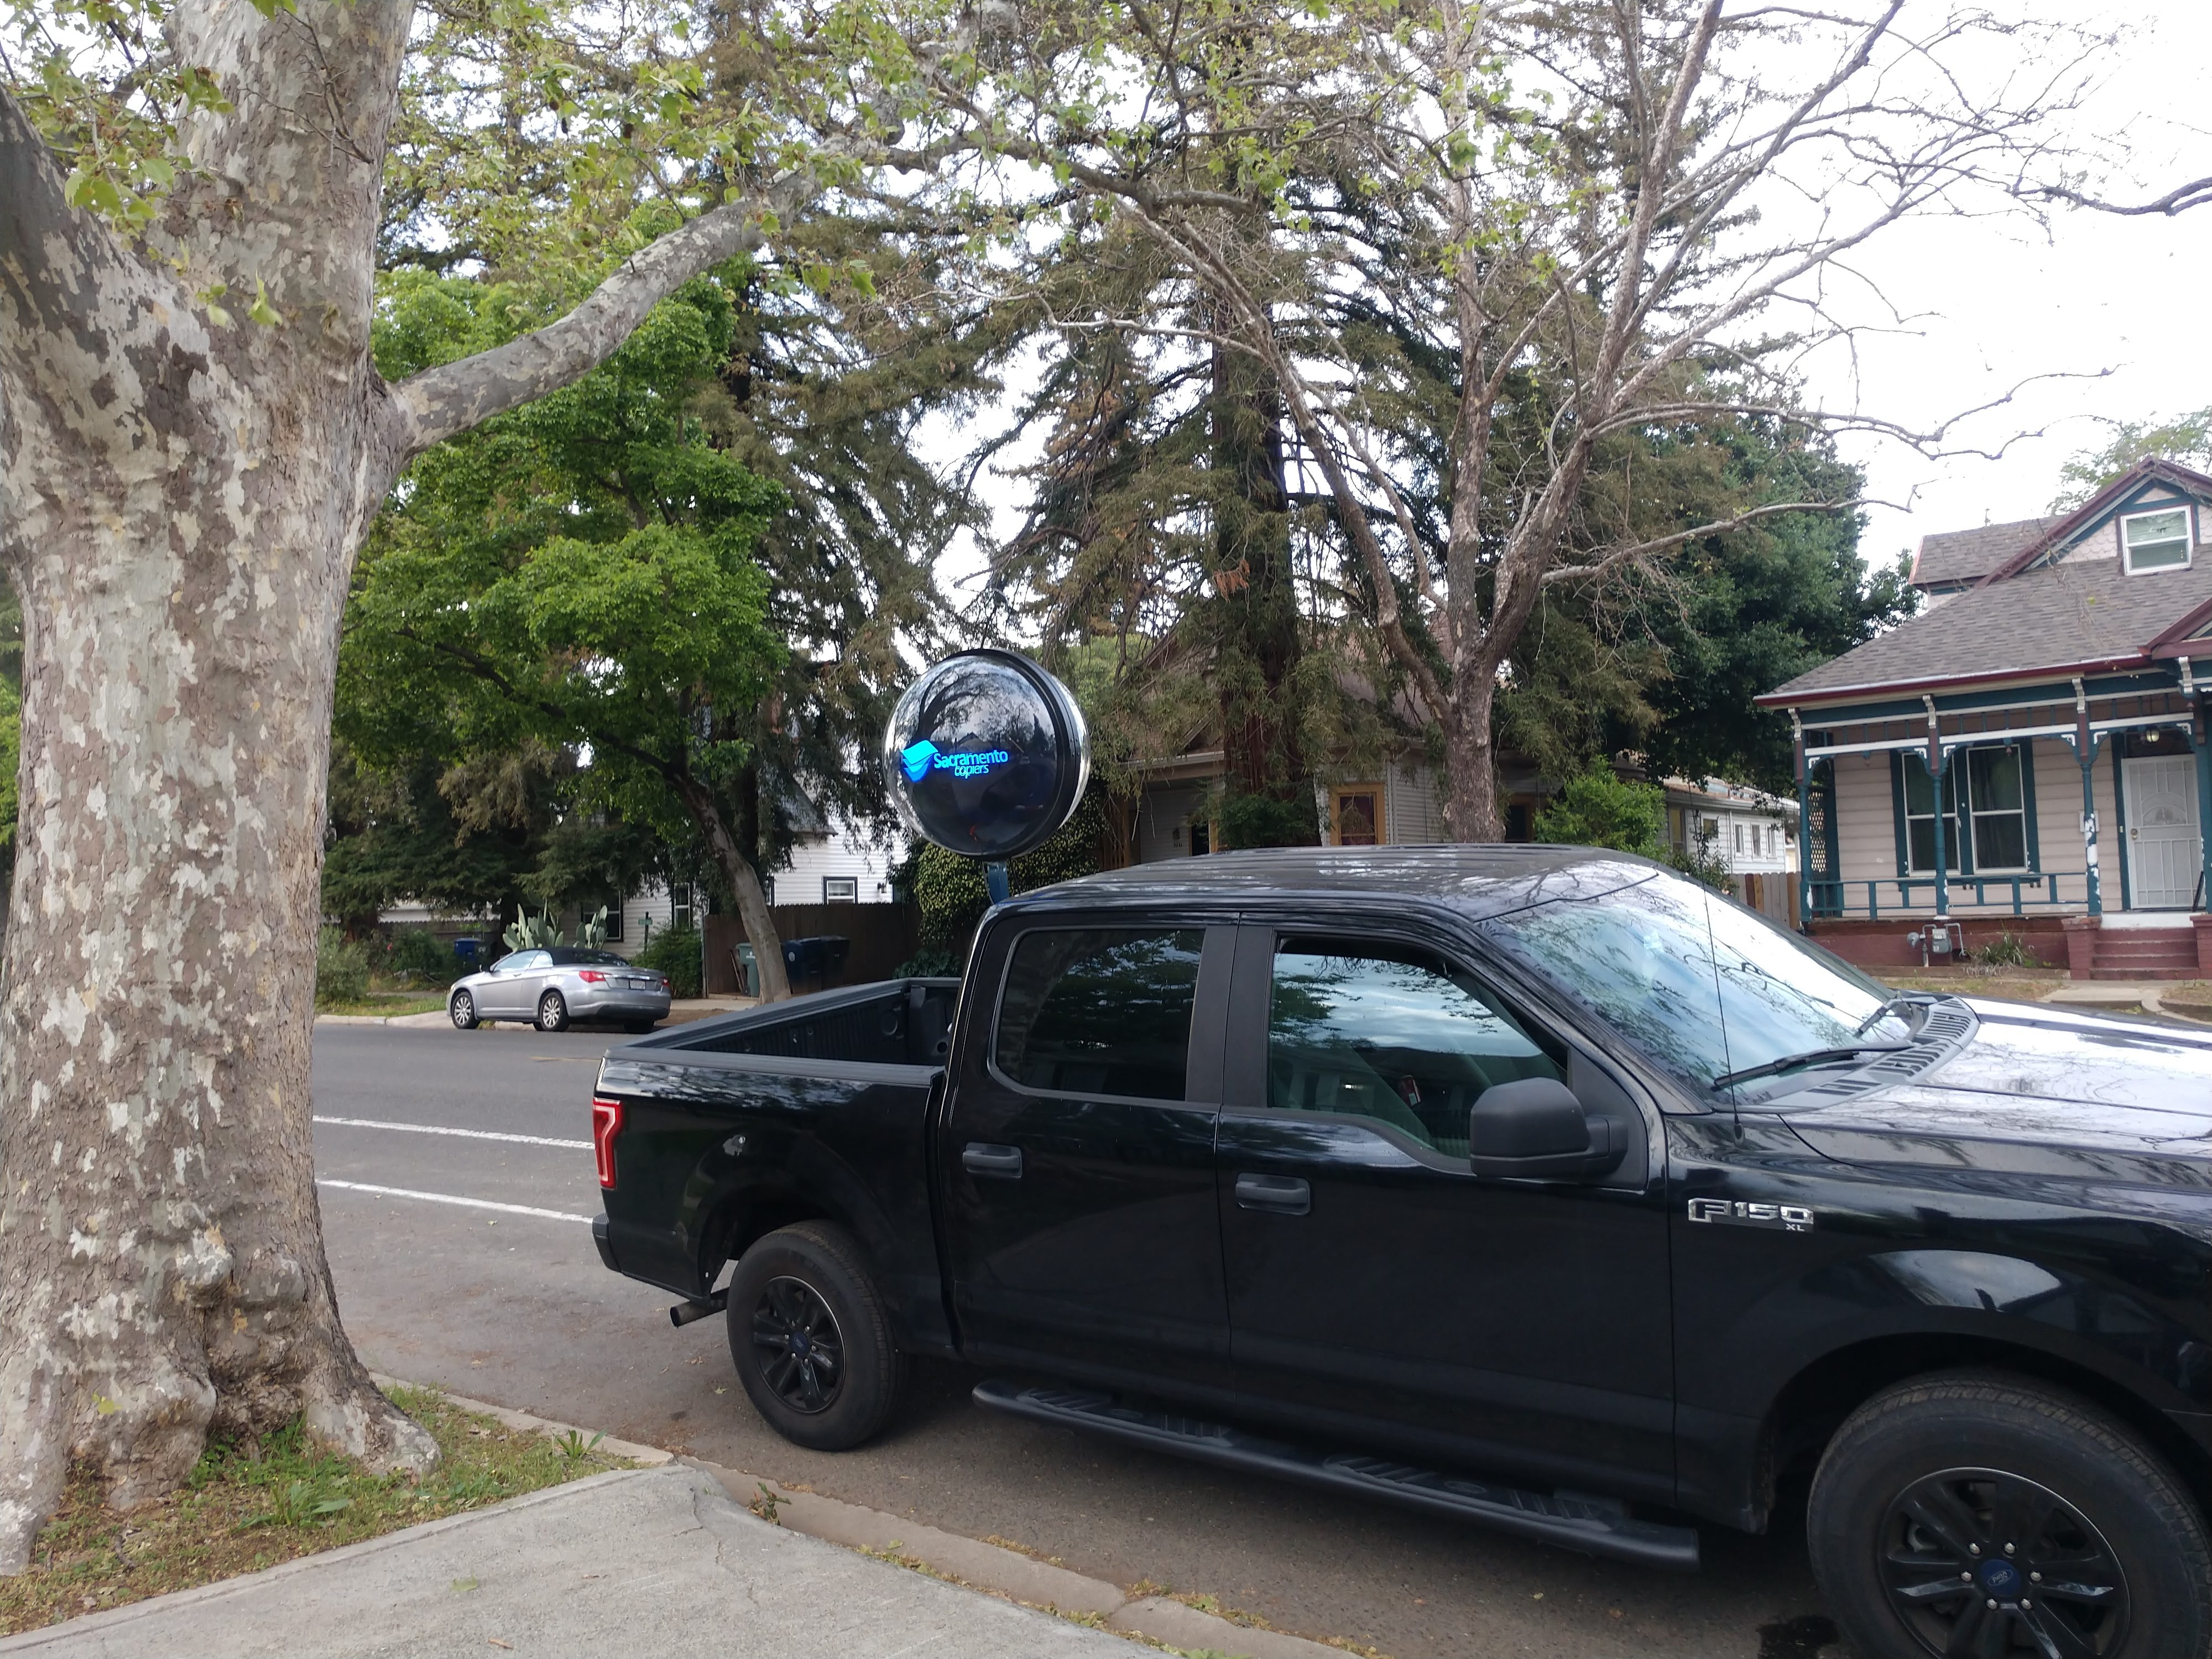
[1468,1078,1625,1180]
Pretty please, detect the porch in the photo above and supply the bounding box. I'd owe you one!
[1786,669,2211,977]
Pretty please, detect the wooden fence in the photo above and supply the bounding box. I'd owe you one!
[702,904,921,995]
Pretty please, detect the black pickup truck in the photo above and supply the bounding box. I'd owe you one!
[589,847,2212,1659]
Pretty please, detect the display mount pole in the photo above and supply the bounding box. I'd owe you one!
[984,862,1011,906]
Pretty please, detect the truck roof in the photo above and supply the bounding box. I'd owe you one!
[1011,844,1666,922]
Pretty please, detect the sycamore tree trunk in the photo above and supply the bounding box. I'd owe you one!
[0,0,802,1569]
[676,780,791,1003]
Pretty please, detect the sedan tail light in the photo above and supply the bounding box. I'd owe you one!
[577,969,608,983]
[592,1096,623,1188]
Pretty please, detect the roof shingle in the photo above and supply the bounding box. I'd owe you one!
[1909,517,2059,588]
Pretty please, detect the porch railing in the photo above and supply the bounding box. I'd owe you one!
[1807,872,2089,920]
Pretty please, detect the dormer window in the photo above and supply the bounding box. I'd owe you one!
[2120,505,2192,573]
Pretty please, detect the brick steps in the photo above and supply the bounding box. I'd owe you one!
[2088,924,2201,981]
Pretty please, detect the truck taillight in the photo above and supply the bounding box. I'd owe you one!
[578,969,608,983]
[592,1096,623,1188]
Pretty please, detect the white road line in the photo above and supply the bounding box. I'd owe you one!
[316,1178,593,1224]
[314,1115,590,1150]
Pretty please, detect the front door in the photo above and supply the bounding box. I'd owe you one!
[1215,926,1675,1500]
[2124,754,2201,909]
[941,922,1235,1405]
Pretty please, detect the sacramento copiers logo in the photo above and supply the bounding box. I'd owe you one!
[901,739,1011,784]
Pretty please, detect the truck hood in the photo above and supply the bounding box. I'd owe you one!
[1785,999,2212,1177]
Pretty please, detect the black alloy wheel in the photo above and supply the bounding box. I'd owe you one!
[748,1276,846,1415]
[450,989,478,1030]
[536,990,568,1032]
[1877,1467,2126,1656]
[724,1222,904,1451]
[1809,1372,2212,1659]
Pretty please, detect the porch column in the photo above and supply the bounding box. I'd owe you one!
[1922,698,1949,917]
[2075,677,2103,917]
[1793,712,1811,923]
[2196,677,2211,910]
[1928,750,1952,917]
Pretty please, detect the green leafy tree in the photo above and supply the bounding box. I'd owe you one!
[342,272,797,998]
[1531,767,1667,857]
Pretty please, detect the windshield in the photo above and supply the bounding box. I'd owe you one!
[1480,867,1907,1097]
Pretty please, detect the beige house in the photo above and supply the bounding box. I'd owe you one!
[1760,458,2212,979]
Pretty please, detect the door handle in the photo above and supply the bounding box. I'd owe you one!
[1234,1172,1311,1215]
[962,1142,1024,1180]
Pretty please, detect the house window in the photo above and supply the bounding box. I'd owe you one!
[2121,506,2192,573]
[600,898,624,943]
[823,876,858,902]
[1964,746,2029,870]
[1733,823,1744,853]
[1332,787,1384,847]
[1900,745,2031,874]
[670,884,693,931]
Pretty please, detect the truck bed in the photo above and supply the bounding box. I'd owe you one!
[592,979,962,1351]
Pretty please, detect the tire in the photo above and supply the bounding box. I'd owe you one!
[624,1021,657,1035]
[449,990,479,1030]
[726,1222,904,1452]
[1807,1370,2212,1659]
[535,990,569,1032]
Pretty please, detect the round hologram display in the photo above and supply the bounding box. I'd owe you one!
[884,650,1090,861]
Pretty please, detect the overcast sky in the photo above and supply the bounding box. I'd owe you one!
[1802,1,2212,567]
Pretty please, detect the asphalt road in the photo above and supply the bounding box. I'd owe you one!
[312,1022,1845,1659]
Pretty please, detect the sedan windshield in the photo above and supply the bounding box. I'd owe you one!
[1481,867,1908,1097]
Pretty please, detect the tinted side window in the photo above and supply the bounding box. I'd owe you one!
[1268,940,1564,1155]
[994,929,1203,1101]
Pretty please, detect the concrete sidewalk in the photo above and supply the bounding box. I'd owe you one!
[0,1465,1132,1659]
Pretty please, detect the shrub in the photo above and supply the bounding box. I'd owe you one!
[1974,931,2039,969]
[893,946,961,978]
[385,927,458,988]
[912,790,1107,946]
[634,923,702,999]
[1532,764,1666,854]
[315,927,371,1008]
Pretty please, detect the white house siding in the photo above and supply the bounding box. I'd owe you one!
[1385,761,1446,844]
[1824,737,2119,916]
[778,828,900,905]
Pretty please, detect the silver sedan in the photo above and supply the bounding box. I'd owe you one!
[448,947,671,1032]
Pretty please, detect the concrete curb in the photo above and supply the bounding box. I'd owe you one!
[367,1373,672,1467]
[313,1010,451,1028]
[379,1377,1348,1658]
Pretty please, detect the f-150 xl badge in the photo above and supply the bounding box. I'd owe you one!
[1688,1198,1814,1232]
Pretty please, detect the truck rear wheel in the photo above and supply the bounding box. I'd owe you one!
[1807,1370,2212,1659]
[726,1222,904,1451]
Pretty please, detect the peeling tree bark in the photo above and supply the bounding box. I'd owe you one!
[0,0,805,1571]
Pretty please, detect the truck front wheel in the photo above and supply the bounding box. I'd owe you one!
[1808,1370,2211,1659]
[726,1222,905,1451]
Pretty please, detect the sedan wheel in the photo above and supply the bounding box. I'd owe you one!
[450,990,479,1030]
[536,990,569,1032]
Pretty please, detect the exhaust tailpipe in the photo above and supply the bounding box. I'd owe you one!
[669,1290,729,1328]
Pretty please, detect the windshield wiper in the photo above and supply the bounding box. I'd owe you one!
[1710,1042,1912,1092]
[1851,993,1935,1039]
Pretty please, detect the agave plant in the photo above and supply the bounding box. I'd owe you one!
[502,906,562,952]
[577,905,611,950]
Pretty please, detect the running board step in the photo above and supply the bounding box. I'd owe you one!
[971,1379,1698,1571]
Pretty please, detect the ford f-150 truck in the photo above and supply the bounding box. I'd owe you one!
[588,847,2212,1659]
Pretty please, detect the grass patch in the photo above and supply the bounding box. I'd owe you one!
[315,994,449,1019]
[0,1385,632,1637]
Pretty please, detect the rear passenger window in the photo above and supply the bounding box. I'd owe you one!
[1269,940,1564,1155]
[994,929,1203,1101]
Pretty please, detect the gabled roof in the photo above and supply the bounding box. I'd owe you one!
[1910,517,2059,589]
[1979,456,2212,586]
[1762,554,2212,704]
[1762,456,2212,707]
